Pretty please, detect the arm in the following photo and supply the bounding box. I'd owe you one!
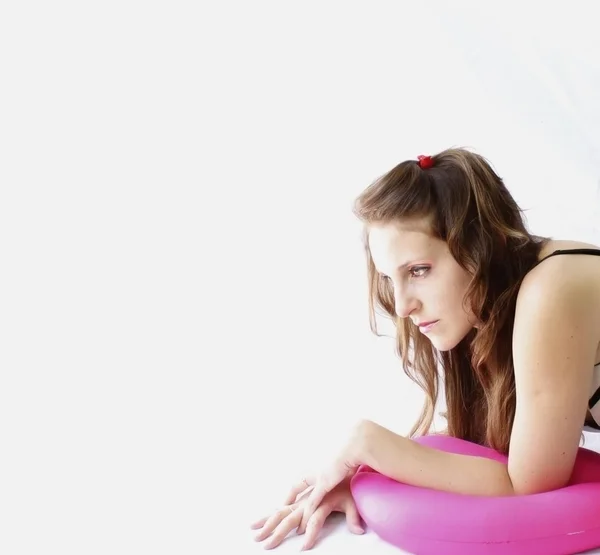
[359,263,599,496]
[506,262,598,494]
[361,422,514,496]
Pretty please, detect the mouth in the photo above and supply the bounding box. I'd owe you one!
[418,320,439,333]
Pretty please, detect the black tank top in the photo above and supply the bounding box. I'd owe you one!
[534,248,600,429]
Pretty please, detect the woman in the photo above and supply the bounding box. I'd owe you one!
[251,147,600,551]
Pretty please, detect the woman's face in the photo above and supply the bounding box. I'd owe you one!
[367,218,478,351]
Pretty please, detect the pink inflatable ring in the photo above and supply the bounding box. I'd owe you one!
[350,434,600,554]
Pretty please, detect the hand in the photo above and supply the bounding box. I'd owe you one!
[250,478,364,550]
[298,419,373,534]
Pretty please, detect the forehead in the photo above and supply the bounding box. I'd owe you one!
[367,220,439,267]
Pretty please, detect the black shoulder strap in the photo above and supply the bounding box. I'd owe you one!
[533,248,600,270]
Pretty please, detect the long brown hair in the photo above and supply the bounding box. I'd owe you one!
[353,147,549,453]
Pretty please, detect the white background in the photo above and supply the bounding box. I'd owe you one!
[2,1,600,554]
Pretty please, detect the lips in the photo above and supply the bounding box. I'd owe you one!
[418,320,439,333]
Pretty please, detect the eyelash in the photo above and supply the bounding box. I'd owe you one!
[381,266,430,282]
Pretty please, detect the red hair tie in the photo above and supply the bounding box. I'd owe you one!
[417,155,434,169]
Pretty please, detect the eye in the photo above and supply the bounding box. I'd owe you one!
[409,266,430,278]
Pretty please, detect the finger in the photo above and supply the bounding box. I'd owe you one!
[295,490,314,535]
[295,485,314,504]
[250,516,268,530]
[253,505,296,542]
[282,485,305,506]
[263,506,302,550]
[283,477,313,505]
[343,500,364,535]
[298,483,328,534]
[301,505,331,551]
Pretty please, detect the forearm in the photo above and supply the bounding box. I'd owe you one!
[360,422,515,496]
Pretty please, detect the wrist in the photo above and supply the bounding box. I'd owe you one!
[354,419,381,468]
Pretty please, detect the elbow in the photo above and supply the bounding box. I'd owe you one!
[512,483,560,496]
[510,473,570,496]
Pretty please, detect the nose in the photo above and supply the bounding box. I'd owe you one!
[394,285,419,319]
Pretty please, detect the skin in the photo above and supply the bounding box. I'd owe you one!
[251,217,600,550]
[250,478,364,551]
[367,218,478,350]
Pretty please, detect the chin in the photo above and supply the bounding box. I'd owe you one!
[430,339,457,352]
[429,330,471,352]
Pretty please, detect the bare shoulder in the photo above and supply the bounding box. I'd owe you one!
[523,238,600,301]
[516,237,600,365]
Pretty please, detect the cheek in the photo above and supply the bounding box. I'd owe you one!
[447,271,472,306]
[431,277,472,320]
[430,277,468,311]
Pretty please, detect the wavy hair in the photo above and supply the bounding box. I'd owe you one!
[353,147,549,453]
